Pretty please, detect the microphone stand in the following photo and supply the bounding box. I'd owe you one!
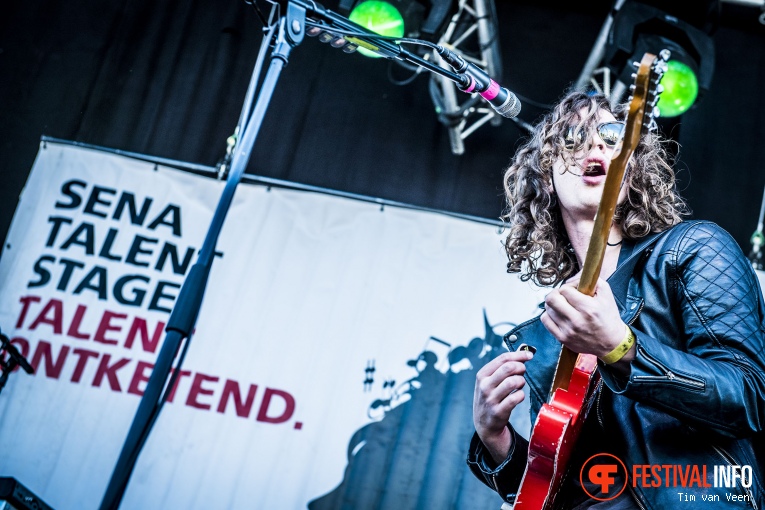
[98,5,305,509]
[98,2,470,509]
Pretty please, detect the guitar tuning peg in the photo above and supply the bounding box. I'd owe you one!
[632,61,641,69]
[629,84,636,92]
[659,49,671,62]
[654,106,661,118]
[631,72,637,80]
[656,84,664,94]
[318,31,334,43]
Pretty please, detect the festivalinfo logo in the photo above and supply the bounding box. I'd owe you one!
[580,453,755,504]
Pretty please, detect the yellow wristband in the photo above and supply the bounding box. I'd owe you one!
[600,325,636,364]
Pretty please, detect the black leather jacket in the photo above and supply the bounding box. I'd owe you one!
[467,221,765,509]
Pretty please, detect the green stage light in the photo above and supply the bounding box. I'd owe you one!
[349,1,405,58]
[603,2,715,120]
[657,60,699,118]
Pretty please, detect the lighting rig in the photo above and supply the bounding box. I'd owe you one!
[576,0,717,119]
[321,0,508,154]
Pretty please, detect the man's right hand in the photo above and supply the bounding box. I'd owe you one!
[473,349,533,465]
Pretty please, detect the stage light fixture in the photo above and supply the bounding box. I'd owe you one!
[658,59,699,117]
[331,0,504,155]
[602,0,716,117]
[339,0,453,57]
[348,1,406,57]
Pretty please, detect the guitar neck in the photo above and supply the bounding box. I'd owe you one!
[577,144,632,297]
[549,52,657,395]
[550,146,631,394]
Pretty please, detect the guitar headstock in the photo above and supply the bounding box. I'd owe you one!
[637,49,671,132]
[576,50,670,297]
[623,50,670,143]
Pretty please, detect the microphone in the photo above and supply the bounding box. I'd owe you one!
[436,47,521,119]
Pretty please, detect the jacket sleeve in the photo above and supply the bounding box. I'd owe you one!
[600,221,765,438]
[466,425,529,503]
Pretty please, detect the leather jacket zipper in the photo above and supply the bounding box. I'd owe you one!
[627,483,648,510]
[594,378,605,429]
[593,300,641,430]
[626,301,644,325]
[632,346,706,390]
[492,474,501,494]
[712,444,758,510]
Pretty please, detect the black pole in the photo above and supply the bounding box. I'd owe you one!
[97,5,305,509]
[97,1,471,506]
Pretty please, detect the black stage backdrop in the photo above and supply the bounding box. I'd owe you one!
[1,0,764,254]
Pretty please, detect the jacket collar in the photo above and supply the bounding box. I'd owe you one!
[609,229,668,310]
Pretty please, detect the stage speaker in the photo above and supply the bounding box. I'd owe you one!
[0,478,53,510]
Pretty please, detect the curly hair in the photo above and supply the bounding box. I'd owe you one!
[502,90,690,287]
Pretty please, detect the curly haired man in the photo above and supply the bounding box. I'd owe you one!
[468,91,765,509]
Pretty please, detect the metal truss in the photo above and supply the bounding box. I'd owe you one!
[428,0,503,155]
[574,0,628,108]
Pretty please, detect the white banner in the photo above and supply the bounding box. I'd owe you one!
[0,142,546,509]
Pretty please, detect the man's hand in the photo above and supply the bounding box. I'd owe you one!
[473,349,533,465]
[540,276,630,360]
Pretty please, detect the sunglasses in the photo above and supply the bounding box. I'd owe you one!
[563,121,625,151]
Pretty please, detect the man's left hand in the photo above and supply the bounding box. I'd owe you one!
[540,276,626,357]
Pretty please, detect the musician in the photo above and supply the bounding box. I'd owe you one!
[467,90,765,508]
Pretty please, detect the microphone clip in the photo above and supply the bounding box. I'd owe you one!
[435,45,521,119]
[435,47,472,90]
[0,329,35,395]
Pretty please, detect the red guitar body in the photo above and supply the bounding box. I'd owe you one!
[512,353,600,510]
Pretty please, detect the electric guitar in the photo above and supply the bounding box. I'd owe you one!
[511,51,669,510]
